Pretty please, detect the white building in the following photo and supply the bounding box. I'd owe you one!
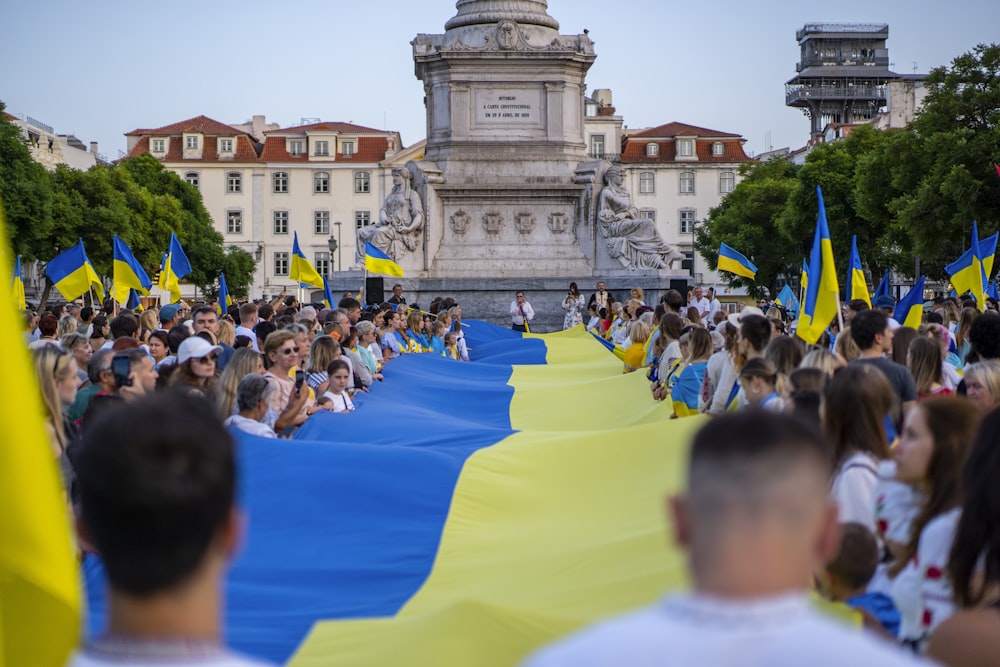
[619,122,752,289]
[5,111,103,172]
[124,115,404,299]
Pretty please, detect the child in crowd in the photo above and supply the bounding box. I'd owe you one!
[738,357,784,411]
[821,522,901,638]
[430,321,447,356]
[321,359,355,413]
[585,304,601,334]
[444,332,460,360]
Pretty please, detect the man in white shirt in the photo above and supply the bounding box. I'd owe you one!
[510,291,534,332]
[688,286,711,320]
[706,287,722,318]
[223,375,277,438]
[69,392,272,666]
[235,302,260,352]
[523,411,926,667]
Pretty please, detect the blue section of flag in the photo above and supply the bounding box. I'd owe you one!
[323,275,334,309]
[896,276,926,329]
[875,270,891,299]
[168,232,192,279]
[218,272,232,315]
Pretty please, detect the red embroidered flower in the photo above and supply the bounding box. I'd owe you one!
[922,608,933,627]
[926,566,944,580]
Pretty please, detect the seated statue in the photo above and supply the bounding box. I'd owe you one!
[357,167,423,262]
[597,166,683,270]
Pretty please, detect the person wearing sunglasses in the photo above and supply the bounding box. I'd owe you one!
[168,336,221,398]
[263,329,313,431]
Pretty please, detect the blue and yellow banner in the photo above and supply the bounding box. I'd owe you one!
[717,242,756,280]
[796,186,840,345]
[45,238,104,302]
[217,272,232,315]
[12,254,26,310]
[82,325,698,666]
[113,234,152,306]
[846,234,871,307]
[291,232,324,289]
[364,241,404,279]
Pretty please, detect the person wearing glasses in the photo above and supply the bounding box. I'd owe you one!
[168,336,220,398]
[263,329,314,430]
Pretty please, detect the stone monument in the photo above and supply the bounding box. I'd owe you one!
[335,1,688,330]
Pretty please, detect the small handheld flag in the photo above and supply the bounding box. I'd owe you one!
[846,235,871,307]
[290,232,325,289]
[323,275,335,309]
[45,239,104,302]
[895,276,926,329]
[874,270,891,300]
[717,243,757,280]
[112,234,152,306]
[217,272,232,315]
[12,254,26,310]
[364,241,404,278]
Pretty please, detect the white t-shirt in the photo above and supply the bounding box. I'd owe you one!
[234,325,259,351]
[830,451,880,533]
[223,414,276,438]
[523,592,925,667]
[68,640,272,667]
[321,390,355,413]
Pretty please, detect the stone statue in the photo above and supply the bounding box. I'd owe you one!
[357,167,424,262]
[597,166,683,270]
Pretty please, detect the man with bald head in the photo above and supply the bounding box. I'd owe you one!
[525,411,924,666]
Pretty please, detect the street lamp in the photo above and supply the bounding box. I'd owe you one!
[327,236,338,274]
[254,243,263,262]
[333,221,342,269]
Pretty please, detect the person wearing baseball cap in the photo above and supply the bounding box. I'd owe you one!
[168,336,222,397]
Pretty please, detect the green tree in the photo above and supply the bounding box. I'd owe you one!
[0,101,53,259]
[695,158,800,298]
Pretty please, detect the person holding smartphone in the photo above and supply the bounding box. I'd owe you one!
[562,282,586,330]
[262,329,316,431]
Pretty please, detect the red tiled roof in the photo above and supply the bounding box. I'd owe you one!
[621,138,751,164]
[629,122,742,139]
[259,136,390,163]
[126,134,261,163]
[125,114,252,138]
[260,137,310,162]
[267,121,386,135]
[3,112,18,122]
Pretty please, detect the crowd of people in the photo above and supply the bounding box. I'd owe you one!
[27,284,470,458]
[27,279,1000,666]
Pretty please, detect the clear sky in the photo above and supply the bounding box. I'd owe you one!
[2,0,997,160]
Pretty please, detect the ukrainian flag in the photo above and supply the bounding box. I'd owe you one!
[322,275,335,309]
[895,276,926,329]
[0,205,82,666]
[81,325,700,666]
[158,233,192,304]
[291,232,324,289]
[112,234,152,306]
[217,272,233,315]
[796,186,840,345]
[980,231,997,279]
[12,254,26,310]
[717,242,757,280]
[845,235,871,307]
[45,238,104,302]
[364,241,404,278]
[874,269,890,299]
[946,222,989,312]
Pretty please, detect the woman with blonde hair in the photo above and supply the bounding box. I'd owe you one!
[33,345,80,460]
[217,318,236,347]
[623,321,651,373]
[800,346,841,377]
[963,360,1000,413]
[834,326,862,363]
[139,309,159,340]
[306,336,342,390]
[57,315,79,338]
[216,347,265,419]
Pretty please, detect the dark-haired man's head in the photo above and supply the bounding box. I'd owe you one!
[844,299,869,323]
[738,314,772,356]
[850,309,890,353]
[110,313,140,341]
[969,311,1000,361]
[661,289,685,314]
[74,392,237,598]
[823,522,879,601]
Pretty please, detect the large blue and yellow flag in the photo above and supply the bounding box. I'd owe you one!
[0,205,81,665]
[291,232,324,289]
[944,220,995,311]
[845,235,871,307]
[45,238,104,302]
[717,242,757,280]
[217,272,232,316]
[796,186,840,345]
[364,241,404,278]
[81,325,702,666]
[874,270,891,300]
[12,254,26,310]
[896,276,926,329]
[112,234,152,306]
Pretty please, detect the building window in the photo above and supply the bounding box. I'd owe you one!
[355,211,371,228]
[645,143,659,157]
[227,171,242,193]
[314,210,330,235]
[315,251,331,277]
[226,210,243,234]
[679,209,697,234]
[289,140,304,157]
[152,138,165,152]
[185,135,199,150]
[314,171,329,194]
[590,134,606,158]
[680,171,695,194]
[341,141,355,157]
[720,171,736,194]
[314,140,329,156]
[711,142,725,156]
[677,139,694,157]
[274,252,289,276]
[639,171,655,194]
[354,171,370,193]
[273,171,288,193]
[220,138,233,153]
[273,210,288,235]
[639,209,656,222]
[184,172,199,189]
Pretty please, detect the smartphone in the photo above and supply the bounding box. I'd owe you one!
[295,369,306,391]
[111,354,133,388]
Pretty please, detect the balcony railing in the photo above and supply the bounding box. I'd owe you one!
[588,152,620,163]
[786,85,887,105]
[796,56,890,72]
